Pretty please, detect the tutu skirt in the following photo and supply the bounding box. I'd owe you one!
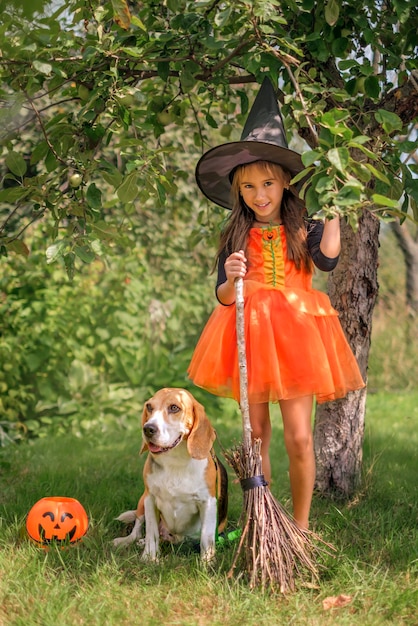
[188,284,365,405]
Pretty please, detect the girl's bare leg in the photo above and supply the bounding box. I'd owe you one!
[279,396,315,529]
[248,402,271,483]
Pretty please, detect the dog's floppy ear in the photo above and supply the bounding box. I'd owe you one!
[140,401,150,454]
[187,397,216,460]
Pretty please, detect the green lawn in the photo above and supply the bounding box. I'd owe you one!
[0,391,417,625]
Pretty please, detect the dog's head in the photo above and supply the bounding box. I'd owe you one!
[140,388,215,460]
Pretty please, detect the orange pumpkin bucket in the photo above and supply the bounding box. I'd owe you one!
[26,497,88,546]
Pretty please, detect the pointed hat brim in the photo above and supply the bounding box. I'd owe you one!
[195,77,305,210]
[196,140,304,209]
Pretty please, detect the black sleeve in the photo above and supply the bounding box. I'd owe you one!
[215,249,232,305]
[307,220,340,272]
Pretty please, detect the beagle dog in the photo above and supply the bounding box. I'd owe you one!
[113,388,228,562]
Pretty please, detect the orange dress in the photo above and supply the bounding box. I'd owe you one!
[188,225,365,404]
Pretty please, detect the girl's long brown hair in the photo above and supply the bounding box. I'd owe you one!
[215,161,313,273]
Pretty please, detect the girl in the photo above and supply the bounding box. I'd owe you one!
[188,79,365,529]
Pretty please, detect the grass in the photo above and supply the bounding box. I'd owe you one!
[0,391,417,625]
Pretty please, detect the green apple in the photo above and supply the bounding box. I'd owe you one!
[69,173,83,188]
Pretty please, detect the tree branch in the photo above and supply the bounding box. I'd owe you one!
[23,89,70,167]
[373,70,418,129]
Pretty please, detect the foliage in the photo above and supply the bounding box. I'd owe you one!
[0,0,417,267]
[0,210,220,443]
[0,391,417,624]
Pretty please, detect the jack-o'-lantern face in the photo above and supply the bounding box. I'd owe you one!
[26,497,88,546]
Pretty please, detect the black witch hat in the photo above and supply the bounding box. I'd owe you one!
[195,77,305,209]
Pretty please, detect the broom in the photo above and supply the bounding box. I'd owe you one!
[223,277,333,593]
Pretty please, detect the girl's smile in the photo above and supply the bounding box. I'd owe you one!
[238,162,288,223]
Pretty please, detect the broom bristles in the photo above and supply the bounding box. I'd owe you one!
[224,438,334,593]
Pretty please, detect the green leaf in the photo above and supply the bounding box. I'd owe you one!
[157,62,170,82]
[321,109,350,127]
[335,183,362,206]
[375,109,403,133]
[5,152,27,177]
[6,240,30,257]
[179,67,195,91]
[238,90,249,116]
[30,141,49,165]
[130,15,147,31]
[371,194,399,208]
[325,0,340,26]
[75,245,96,263]
[214,5,232,27]
[120,47,144,58]
[327,147,349,172]
[99,161,123,188]
[347,141,377,160]
[116,173,139,203]
[32,60,52,75]
[90,221,121,242]
[64,252,75,281]
[90,239,104,255]
[364,163,391,186]
[305,186,321,214]
[302,150,322,167]
[364,75,380,99]
[205,113,218,129]
[86,183,102,209]
[46,240,67,264]
[350,162,372,183]
[0,186,30,202]
[405,176,418,203]
[315,176,334,193]
[291,165,315,185]
[45,149,58,172]
[338,59,360,70]
[331,37,349,56]
[156,180,166,205]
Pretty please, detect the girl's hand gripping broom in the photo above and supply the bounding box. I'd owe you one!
[223,277,333,593]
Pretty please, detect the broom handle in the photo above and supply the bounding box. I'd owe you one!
[235,277,252,451]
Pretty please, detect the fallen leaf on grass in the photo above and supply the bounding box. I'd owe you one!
[322,594,353,610]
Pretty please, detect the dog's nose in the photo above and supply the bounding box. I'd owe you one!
[143,422,158,439]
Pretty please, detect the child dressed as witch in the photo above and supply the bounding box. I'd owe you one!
[188,78,364,529]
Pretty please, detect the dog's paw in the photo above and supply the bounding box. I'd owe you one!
[113,535,145,548]
[113,535,134,548]
[200,545,216,565]
[140,550,160,564]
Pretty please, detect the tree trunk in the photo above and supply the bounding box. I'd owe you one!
[389,220,418,315]
[314,211,380,497]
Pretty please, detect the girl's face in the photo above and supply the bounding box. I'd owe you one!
[237,162,288,223]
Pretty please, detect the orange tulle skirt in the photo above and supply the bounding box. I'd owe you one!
[188,284,365,405]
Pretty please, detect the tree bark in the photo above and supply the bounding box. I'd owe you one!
[314,211,380,496]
